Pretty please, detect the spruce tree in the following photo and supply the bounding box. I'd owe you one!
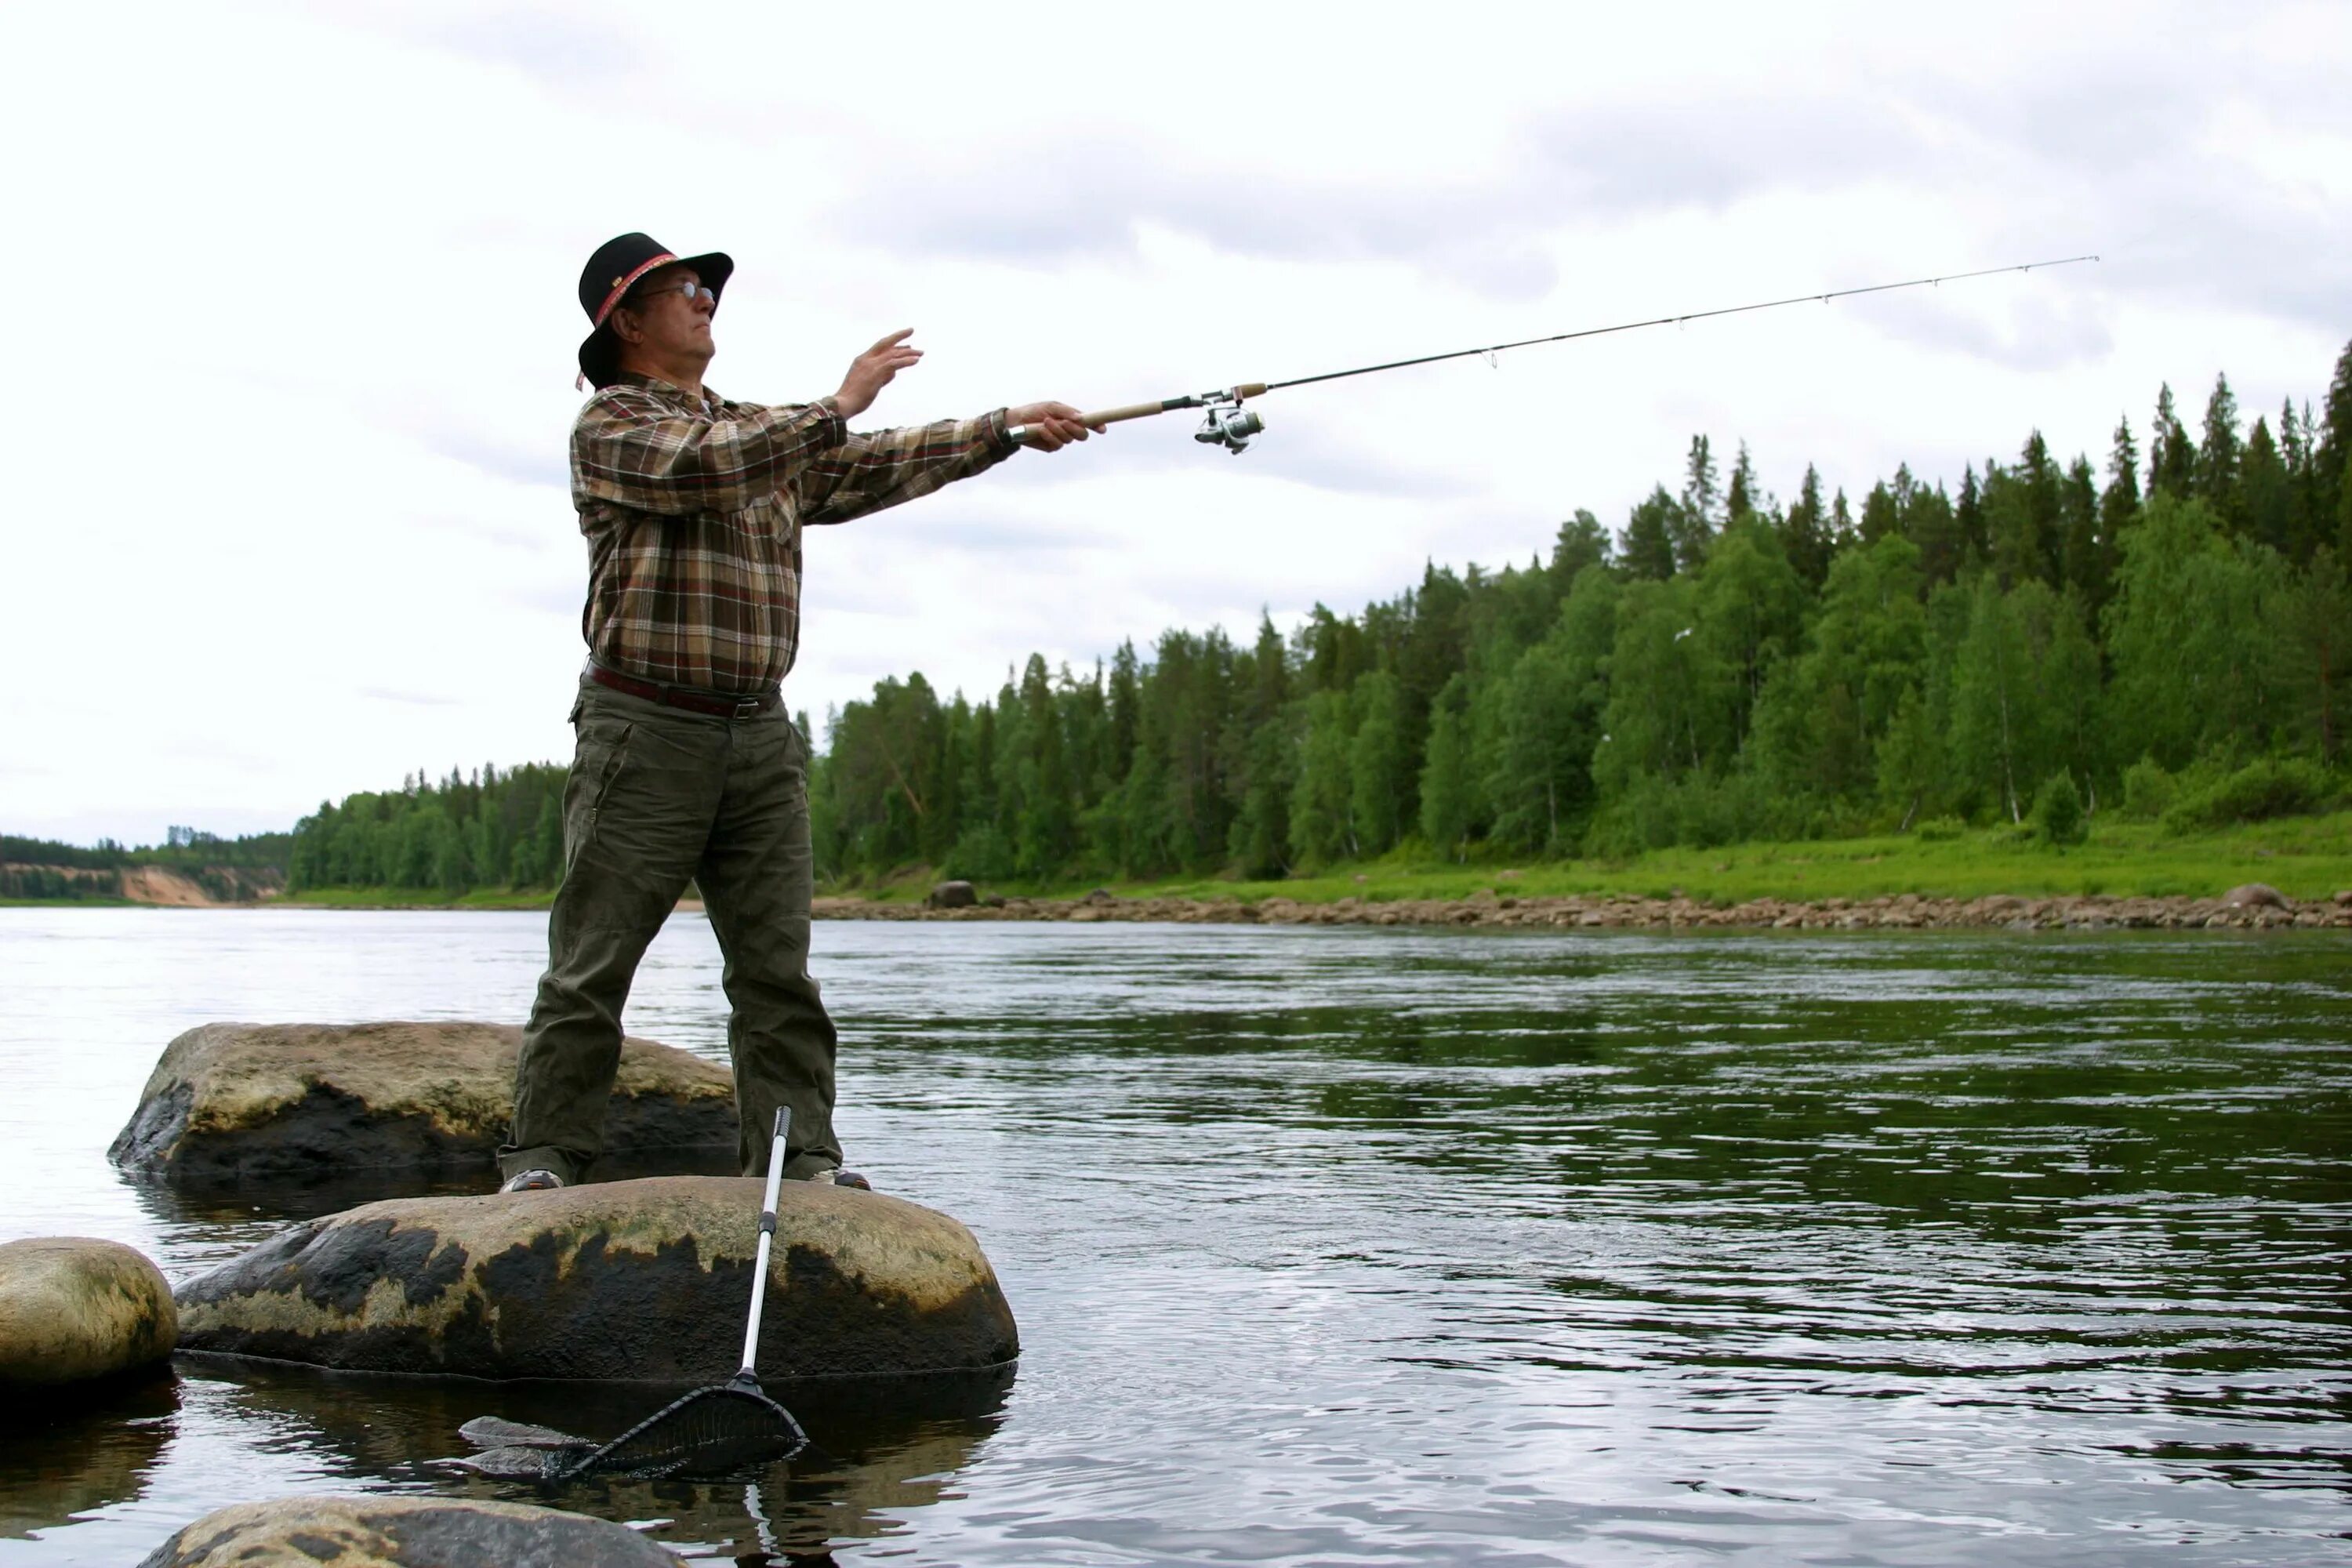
[2148,383,2194,499]
[1956,463,1987,564]
[1726,441,1761,521]
[2197,372,2243,530]
[2318,340,2352,557]
[1621,486,1679,580]
[1779,465,1832,591]
[2060,456,2105,614]
[2240,416,2292,557]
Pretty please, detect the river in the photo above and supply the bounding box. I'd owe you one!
[1,909,2347,1564]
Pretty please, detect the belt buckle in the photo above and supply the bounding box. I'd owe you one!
[731,695,763,720]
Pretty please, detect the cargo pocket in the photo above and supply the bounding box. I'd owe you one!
[565,720,635,867]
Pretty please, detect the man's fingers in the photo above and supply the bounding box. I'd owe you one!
[869,328,916,352]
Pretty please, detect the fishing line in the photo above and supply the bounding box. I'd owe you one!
[1008,255,2100,453]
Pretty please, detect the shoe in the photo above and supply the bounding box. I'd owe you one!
[499,1167,564,1193]
[802,1167,873,1192]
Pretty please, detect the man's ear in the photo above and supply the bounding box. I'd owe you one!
[609,307,643,346]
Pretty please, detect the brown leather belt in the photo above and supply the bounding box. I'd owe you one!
[589,664,782,720]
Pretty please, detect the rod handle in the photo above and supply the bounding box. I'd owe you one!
[1007,400,1163,447]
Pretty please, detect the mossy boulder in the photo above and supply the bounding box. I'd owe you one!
[173,1176,1018,1381]
[109,1022,735,1184]
[0,1237,176,1389]
[136,1495,680,1566]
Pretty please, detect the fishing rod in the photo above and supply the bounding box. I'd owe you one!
[1009,255,2099,453]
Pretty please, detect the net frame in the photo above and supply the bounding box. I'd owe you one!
[543,1371,806,1482]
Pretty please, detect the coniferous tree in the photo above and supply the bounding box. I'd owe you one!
[1955,463,1986,564]
[2149,383,2195,499]
[2101,416,2142,564]
[2197,372,2243,531]
[2059,456,2105,614]
[1779,464,1833,591]
[2239,416,2292,557]
[1621,486,1679,581]
[2318,340,2352,557]
[1669,434,1720,570]
[1726,441,1760,521]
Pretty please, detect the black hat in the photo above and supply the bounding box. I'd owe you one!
[576,232,735,390]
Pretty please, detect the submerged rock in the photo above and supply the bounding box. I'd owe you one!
[0,1237,176,1388]
[110,1022,735,1184]
[136,1495,679,1567]
[173,1176,1018,1381]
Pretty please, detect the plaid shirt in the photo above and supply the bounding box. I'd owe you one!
[572,372,1017,694]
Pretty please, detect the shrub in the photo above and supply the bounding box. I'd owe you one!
[2159,757,2339,834]
[1914,815,1966,841]
[2119,756,2175,820]
[2030,771,2089,847]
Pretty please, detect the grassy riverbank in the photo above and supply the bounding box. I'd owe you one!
[835,810,2352,909]
[253,811,2352,912]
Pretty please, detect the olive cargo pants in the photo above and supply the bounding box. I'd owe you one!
[500,677,841,1186]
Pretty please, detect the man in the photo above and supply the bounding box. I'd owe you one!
[498,232,1098,1194]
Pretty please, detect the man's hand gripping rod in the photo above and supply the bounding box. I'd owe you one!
[1011,383,1270,454]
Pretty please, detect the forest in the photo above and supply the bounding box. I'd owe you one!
[810,347,2351,885]
[256,342,2351,899]
[0,827,292,902]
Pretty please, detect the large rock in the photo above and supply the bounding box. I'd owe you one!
[0,1237,176,1388]
[2222,882,2290,909]
[136,1495,679,1567]
[927,879,978,909]
[174,1176,1018,1381]
[110,1022,735,1183]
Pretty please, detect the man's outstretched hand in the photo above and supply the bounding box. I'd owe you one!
[1006,401,1105,452]
[834,329,923,420]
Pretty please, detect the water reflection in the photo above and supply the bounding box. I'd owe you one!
[175,1358,1012,1563]
[0,1374,177,1541]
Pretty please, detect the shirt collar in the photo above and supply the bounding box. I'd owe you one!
[614,371,719,410]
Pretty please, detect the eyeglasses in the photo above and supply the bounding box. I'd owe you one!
[630,281,717,310]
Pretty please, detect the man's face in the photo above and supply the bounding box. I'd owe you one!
[615,264,715,365]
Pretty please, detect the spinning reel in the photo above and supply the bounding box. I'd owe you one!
[1193,397,1264,455]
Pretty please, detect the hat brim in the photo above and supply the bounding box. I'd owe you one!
[577,250,735,390]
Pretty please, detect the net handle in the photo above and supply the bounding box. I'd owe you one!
[739,1106,789,1375]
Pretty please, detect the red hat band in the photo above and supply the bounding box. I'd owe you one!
[592,252,680,330]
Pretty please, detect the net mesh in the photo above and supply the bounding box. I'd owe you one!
[545,1374,807,1483]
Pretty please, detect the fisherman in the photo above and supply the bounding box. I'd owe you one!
[498,233,1099,1194]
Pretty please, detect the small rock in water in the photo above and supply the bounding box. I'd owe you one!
[134,1496,680,1567]
[0,1237,176,1389]
[109,1022,734,1185]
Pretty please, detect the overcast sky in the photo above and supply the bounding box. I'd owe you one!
[4,0,2347,846]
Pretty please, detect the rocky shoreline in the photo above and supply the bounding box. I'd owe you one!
[815,883,2352,932]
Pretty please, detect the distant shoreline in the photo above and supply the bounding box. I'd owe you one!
[12,811,2349,929]
[12,888,2348,931]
